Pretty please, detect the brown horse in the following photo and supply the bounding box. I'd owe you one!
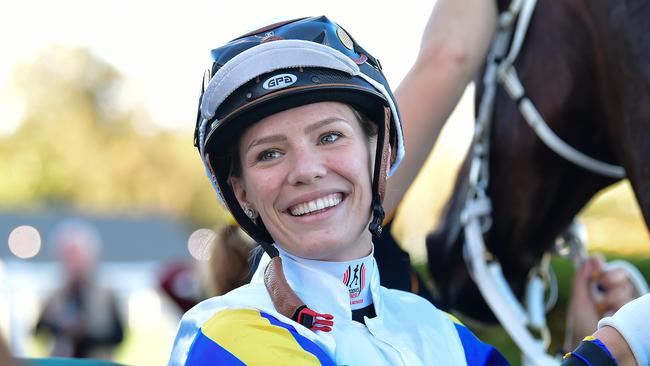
[426,0,650,322]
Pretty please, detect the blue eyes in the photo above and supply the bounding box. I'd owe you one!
[319,132,342,145]
[258,150,282,161]
[255,131,343,162]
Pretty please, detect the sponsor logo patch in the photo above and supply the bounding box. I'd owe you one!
[262,73,297,90]
[343,263,366,303]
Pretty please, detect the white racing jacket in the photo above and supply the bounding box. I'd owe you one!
[168,251,507,366]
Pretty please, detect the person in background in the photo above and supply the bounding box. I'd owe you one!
[203,223,255,298]
[158,260,202,315]
[0,332,17,366]
[159,223,254,314]
[34,219,124,359]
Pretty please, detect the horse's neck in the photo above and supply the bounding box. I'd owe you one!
[484,0,625,276]
[580,1,650,218]
[554,0,650,226]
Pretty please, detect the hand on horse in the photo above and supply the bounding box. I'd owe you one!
[564,255,638,351]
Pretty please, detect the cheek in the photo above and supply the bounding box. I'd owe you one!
[244,170,282,205]
[327,148,372,184]
[327,154,359,175]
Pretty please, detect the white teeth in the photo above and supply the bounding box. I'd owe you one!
[317,197,326,210]
[289,193,342,216]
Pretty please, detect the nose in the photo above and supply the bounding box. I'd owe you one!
[286,146,327,185]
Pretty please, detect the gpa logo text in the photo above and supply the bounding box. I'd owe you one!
[262,73,298,90]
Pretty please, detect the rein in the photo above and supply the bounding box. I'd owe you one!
[463,0,622,365]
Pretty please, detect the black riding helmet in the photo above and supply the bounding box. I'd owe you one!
[194,16,405,258]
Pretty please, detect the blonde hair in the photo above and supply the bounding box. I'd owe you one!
[199,224,255,297]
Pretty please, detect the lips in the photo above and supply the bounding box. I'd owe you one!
[288,193,343,216]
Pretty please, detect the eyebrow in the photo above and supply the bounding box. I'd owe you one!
[304,117,347,134]
[246,117,348,152]
[246,135,287,152]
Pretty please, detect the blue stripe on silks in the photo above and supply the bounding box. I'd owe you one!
[260,311,336,366]
[185,330,246,366]
[454,323,510,366]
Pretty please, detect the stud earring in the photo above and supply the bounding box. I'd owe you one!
[244,205,257,219]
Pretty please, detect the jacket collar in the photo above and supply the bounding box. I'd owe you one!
[251,244,383,322]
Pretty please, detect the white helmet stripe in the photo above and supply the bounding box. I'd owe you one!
[201,40,360,119]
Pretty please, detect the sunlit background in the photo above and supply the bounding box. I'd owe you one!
[1,0,648,364]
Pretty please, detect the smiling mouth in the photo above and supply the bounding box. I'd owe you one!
[289,193,343,216]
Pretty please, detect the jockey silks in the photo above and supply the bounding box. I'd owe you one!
[168,247,508,366]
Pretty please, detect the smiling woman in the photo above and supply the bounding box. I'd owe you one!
[231,102,375,261]
[168,15,508,366]
[166,7,646,366]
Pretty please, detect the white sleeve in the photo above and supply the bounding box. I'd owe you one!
[597,293,650,366]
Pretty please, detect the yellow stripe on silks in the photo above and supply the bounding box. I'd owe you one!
[201,309,323,366]
[445,312,464,326]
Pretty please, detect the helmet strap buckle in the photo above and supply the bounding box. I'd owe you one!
[293,305,334,332]
[368,195,384,237]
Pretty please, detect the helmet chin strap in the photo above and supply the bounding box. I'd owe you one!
[368,106,392,238]
[368,196,385,237]
[257,238,279,258]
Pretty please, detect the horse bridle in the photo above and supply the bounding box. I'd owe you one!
[486,0,626,179]
[461,0,635,365]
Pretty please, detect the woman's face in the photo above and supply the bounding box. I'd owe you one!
[231,102,375,261]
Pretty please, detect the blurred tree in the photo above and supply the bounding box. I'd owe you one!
[0,46,228,227]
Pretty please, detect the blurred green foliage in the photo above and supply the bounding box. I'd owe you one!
[0,46,228,227]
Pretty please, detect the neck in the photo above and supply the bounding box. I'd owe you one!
[324,229,373,261]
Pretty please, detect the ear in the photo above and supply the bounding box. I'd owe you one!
[230,176,248,209]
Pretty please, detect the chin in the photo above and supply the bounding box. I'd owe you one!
[288,237,349,260]
[276,222,369,260]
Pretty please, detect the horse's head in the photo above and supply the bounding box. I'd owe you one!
[427,0,625,323]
